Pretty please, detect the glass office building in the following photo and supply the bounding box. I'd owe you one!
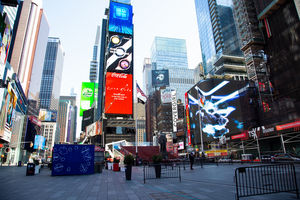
[149,37,194,101]
[194,0,246,79]
[39,37,65,111]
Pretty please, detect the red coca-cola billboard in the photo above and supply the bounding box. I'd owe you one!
[104,72,133,115]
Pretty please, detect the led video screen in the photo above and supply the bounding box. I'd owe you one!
[187,79,248,143]
[109,1,133,35]
[106,33,132,74]
[104,72,132,115]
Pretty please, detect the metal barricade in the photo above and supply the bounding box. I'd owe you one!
[234,164,299,200]
[143,163,181,184]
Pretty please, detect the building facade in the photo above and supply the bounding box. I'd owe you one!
[27,10,50,116]
[194,0,246,80]
[149,36,194,101]
[8,0,44,96]
[39,37,65,111]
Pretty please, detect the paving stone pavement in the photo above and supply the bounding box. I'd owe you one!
[0,163,300,200]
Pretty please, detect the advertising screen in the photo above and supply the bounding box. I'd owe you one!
[38,109,57,122]
[82,108,94,132]
[51,144,94,176]
[80,82,95,116]
[106,33,132,74]
[34,135,45,150]
[166,133,173,153]
[104,72,132,115]
[5,83,17,135]
[0,14,12,81]
[152,70,169,87]
[178,141,184,150]
[109,1,133,35]
[187,79,248,143]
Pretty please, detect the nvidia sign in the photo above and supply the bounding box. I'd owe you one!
[80,82,95,116]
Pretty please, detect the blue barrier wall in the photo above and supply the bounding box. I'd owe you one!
[51,144,94,176]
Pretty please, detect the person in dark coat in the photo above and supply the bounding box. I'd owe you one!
[189,152,194,170]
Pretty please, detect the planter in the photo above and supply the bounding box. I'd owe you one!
[113,163,119,171]
[125,165,132,180]
[154,164,161,178]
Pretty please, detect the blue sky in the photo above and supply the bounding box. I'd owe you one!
[42,0,202,136]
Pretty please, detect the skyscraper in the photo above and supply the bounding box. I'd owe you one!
[8,0,44,96]
[39,37,65,111]
[27,10,50,116]
[149,36,194,101]
[194,0,246,79]
[142,58,151,96]
[89,26,100,83]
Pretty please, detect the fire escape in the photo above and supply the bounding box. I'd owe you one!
[233,0,273,114]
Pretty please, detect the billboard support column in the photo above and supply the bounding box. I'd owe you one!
[281,134,286,154]
[256,137,261,161]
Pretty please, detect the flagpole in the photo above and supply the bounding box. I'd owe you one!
[135,80,138,162]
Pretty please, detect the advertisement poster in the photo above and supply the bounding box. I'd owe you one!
[80,82,95,116]
[161,88,172,103]
[104,72,132,115]
[152,70,169,87]
[0,14,12,81]
[0,88,8,139]
[166,133,173,153]
[52,144,94,176]
[34,135,45,150]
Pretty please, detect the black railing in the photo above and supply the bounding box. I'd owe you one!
[234,164,299,200]
[143,163,181,184]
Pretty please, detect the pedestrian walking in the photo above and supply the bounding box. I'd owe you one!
[189,152,194,170]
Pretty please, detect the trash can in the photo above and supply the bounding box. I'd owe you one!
[26,163,35,176]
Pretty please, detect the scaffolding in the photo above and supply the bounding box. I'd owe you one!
[232,0,273,110]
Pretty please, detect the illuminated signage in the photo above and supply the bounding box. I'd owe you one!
[0,13,12,81]
[106,34,132,74]
[185,92,191,145]
[80,82,95,116]
[104,72,132,115]
[109,1,133,35]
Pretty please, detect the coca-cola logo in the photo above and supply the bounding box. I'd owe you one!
[111,73,127,79]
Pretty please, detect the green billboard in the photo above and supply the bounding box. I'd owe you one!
[80,82,95,116]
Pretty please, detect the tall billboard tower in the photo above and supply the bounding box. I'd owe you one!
[101,0,135,144]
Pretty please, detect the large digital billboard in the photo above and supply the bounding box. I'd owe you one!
[187,79,248,143]
[80,82,95,116]
[152,70,169,87]
[0,13,12,81]
[108,1,133,35]
[106,33,132,74]
[104,72,132,115]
